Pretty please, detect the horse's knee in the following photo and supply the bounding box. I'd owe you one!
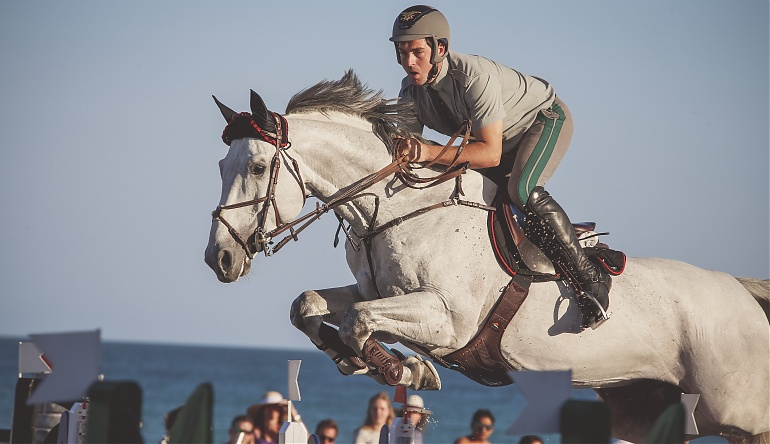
[339,304,375,351]
[290,290,327,331]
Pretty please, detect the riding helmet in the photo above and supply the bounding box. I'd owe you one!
[389,5,450,65]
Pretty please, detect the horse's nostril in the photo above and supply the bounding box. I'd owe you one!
[218,250,233,272]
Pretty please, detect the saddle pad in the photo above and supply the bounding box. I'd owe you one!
[488,200,520,277]
[585,247,626,275]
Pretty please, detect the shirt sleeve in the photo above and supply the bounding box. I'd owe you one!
[464,73,506,132]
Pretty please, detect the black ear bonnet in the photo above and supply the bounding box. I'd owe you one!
[213,90,288,147]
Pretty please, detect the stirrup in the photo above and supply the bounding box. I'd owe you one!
[579,290,611,330]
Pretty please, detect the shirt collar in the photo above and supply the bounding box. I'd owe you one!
[428,54,450,91]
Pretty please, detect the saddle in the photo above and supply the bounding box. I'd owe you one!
[488,194,626,279]
[439,193,627,387]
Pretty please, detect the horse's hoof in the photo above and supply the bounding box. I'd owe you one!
[363,338,403,386]
[404,355,442,391]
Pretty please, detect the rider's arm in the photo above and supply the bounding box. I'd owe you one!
[398,119,503,169]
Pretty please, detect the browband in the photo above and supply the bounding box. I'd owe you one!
[221,112,289,148]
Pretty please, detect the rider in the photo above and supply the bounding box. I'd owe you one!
[390,5,611,328]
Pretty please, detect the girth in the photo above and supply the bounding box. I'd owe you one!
[441,273,533,387]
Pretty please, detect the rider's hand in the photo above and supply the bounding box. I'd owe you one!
[395,137,422,162]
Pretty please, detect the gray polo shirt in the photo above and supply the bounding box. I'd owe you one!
[398,51,555,154]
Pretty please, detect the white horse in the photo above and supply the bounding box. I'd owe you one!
[204,71,769,443]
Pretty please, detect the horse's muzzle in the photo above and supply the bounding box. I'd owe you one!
[204,244,251,283]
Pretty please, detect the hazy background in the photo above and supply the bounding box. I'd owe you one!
[1,1,767,350]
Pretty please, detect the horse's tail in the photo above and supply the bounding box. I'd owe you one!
[739,431,770,444]
[736,277,770,323]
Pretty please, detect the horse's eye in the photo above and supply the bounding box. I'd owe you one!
[250,163,267,176]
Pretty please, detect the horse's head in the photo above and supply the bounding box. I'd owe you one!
[205,91,306,282]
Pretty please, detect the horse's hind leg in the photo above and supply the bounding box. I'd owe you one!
[290,284,370,375]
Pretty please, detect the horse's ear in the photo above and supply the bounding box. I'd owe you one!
[250,90,271,120]
[212,95,237,122]
[250,89,276,133]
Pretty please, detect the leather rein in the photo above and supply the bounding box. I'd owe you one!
[212,113,494,269]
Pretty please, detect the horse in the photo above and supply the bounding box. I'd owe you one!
[204,70,770,443]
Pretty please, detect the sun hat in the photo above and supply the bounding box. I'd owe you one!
[403,394,432,415]
[258,391,287,406]
[246,391,301,423]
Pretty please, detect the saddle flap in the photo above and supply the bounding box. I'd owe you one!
[488,189,626,278]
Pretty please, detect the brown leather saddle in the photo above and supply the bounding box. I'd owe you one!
[489,194,625,279]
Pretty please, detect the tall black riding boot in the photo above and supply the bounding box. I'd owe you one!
[524,187,611,329]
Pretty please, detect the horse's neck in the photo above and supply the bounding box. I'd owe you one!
[288,112,391,183]
[287,113,490,232]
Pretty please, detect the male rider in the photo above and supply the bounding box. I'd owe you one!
[390,5,611,328]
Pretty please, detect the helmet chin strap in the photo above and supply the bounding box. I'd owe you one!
[426,63,439,84]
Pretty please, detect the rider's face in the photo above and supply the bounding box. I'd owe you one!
[397,39,442,86]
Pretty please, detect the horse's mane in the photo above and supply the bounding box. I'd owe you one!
[285,69,415,154]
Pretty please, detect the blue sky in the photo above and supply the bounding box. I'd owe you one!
[0,1,767,349]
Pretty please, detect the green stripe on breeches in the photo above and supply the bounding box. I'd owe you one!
[516,103,565,204]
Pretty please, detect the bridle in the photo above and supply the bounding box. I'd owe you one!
[211,111,308,258]
[212,111,492,265]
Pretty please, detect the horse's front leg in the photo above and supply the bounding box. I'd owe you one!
[290,284,374,376]
[338,290,459,391]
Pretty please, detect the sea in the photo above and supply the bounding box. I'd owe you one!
[0,337,725,444]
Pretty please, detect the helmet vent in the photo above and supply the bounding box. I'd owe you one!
[397,5,437,30]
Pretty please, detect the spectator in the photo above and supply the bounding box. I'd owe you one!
[246,391,301,444]
[454,409,495,444]
[226,415,255,444]
[158,406,181,444]
[353,391,395,444]
[519,435,544,444]
[399,394,432,444]
[314,419,338,444]
[402,395,431,431]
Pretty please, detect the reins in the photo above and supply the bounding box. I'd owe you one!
[395,119,473,191]
[212,113,493,269]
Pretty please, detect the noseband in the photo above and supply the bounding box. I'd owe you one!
[211,112,308,258]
